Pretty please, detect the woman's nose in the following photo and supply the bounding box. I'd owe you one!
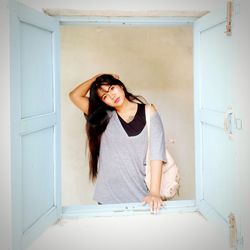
[109,92,115,99]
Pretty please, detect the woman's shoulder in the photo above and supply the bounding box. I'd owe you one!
[145,103,157,116]
[150,103,157,113]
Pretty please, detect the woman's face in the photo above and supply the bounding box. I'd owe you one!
[97,84,125,107]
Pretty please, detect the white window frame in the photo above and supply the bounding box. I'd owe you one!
[58,14,200,219]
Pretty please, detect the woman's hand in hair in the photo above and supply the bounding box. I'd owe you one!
[69,74,102,115]
[96,73,119,80]
[110,74,119,80]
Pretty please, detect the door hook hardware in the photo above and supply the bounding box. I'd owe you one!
[224,107,233,138]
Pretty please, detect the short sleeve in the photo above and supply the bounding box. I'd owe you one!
[149,111,167,163]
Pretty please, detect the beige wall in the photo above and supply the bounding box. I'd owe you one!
[61,25,195,206]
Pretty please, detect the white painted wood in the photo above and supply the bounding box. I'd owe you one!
[194,4,240,245]
[230,1,250,249]
[62,200,197,219]
[18,0,224,13]
[10,1,61,249]
[20,113,56,135]
[43,9,208,17]
[58,15,197,26]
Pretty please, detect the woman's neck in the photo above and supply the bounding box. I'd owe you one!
[115,99,138,123]
[115,98,135,113]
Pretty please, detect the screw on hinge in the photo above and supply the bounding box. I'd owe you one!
[228,213,237,248]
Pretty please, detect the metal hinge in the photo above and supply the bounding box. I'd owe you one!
[228,213,237,249]
[225,0,233,35]
[226,0,241,35]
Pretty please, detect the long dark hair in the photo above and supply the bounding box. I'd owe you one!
[86,74,145,182]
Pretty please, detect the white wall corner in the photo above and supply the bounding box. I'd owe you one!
[0,0,11,250]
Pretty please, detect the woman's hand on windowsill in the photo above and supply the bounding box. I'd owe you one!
[143,194,164,214]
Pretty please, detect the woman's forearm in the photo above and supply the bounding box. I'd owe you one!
[69,74,99,99]
[69,74,100,114]
[149,160,163,196]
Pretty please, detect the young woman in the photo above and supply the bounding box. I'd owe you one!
[69,74,167,213]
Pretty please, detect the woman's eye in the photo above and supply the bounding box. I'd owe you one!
[110,86,115,90]
[102,95,107,100]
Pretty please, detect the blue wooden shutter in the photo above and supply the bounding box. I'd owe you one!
[10,2,61,249]
[194,5,240,241]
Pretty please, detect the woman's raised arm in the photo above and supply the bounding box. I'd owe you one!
[69,74,101,115]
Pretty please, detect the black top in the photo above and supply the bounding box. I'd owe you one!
[117,103,146,137]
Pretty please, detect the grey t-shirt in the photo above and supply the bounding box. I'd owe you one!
[93,108,167,204]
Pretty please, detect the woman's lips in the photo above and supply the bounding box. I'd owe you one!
[114,97,120,104]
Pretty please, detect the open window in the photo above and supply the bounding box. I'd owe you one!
[10,1,241,249]
[60,20,196,208]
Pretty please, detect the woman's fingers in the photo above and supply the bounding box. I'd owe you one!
[143,196,164,214]
[112,74,119,79]
[151,200,161,213]
[151,201,157,213]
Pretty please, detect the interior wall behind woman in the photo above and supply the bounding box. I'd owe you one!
[60,25,194,206]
